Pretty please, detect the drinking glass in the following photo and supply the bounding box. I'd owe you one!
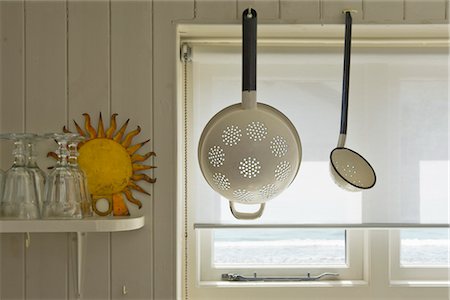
[0,133,40,219]
[27,136,46,212]
[67,134,93,217]
[42,133,82,219]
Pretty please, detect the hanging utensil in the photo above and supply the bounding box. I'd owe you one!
[198,9,302,219]
[330,11,376,191]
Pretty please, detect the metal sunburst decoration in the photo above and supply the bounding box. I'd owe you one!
[50,113,156,216]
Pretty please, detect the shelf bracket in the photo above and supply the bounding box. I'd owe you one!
[75,232,87,299]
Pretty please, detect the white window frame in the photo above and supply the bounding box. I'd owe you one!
[389,230,450,285]
[179,24,450,299]
[197,229,365,283]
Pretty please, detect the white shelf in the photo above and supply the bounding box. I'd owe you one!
[0,216,145,233]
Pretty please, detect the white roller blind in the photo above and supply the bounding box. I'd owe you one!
[188,45,449,226]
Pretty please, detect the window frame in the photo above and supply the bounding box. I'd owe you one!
[179,25,450,299]
[197,229,365,283]
[389,230,450,284]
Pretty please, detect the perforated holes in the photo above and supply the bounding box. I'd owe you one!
[222,125,242,146]
[233,189,254,203]
[212,173,231,190]
[270,136,288,157]
[208,145,225,167]
[275,161,291,182]
[238,157,261,178]
[246,121,268,142]
[259,184,278,199]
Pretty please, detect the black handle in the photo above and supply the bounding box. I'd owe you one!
[340,12,352,135]
[242,9,257,92]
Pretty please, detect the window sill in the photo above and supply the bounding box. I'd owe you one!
[198,280,368,288]
[390,280,450,288]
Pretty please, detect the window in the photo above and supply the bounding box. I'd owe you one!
[181,29,449,299]
[198,229,364,282]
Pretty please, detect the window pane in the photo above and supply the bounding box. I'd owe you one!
[400,229,450,266]
[213,229,346,265]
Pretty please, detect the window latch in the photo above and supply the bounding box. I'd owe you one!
[221,272,339,282]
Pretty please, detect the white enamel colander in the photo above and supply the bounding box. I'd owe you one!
[198,9,302,219]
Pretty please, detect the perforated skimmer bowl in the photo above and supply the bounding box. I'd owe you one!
[198,9,302,219]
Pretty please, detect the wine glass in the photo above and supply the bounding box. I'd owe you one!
[42,133,82,219]
[26,136,46,212]
[0,133,40,219]
[67,133,93,217]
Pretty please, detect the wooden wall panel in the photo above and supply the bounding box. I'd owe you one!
[237,0,279,19]
[153,1,194,299]
[363,0,404,23]
[0,1,26,300]
[67,1,111,299]
[405,0,447,21]
[24,1,68,299]
[110,1,153,298]
[196,0,236,20]
[280,0,320,23]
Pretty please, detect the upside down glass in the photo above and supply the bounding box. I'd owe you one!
[27,136,46,212]
[67,134,93,217]
[0,133,40,219]
[42,133,82,219]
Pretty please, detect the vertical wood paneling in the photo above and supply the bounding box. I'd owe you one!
[363,0,404,23]
[322,0,363,23]
[110,1,153,299]
[0,1,26,299]
[280,0,320,23]
[237,0,279,19]
[153,1,194,299]
[24,2,68,299]
[195,0,236,20]
[67,1,111,299]
[405,0,447,22]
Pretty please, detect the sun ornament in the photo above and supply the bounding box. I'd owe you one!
[52,113,156,216]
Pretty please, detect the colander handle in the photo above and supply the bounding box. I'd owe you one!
[242,8,257,93]
[229,201,265,220]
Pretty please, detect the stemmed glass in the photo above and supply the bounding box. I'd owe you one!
[67,134,92,217]
[27,136,46,212]
[0,133,40,219]
[42,133,82,219]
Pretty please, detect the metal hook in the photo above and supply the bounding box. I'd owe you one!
[342,9,358,14]
[247,7,253,18]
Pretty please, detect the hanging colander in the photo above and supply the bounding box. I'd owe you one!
[198,9,302,220]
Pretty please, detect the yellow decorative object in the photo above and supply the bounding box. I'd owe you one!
[52,113,156,216]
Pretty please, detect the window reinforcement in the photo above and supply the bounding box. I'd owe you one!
[221,272,339,282]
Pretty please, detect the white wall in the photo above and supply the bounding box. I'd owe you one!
[0,1,448,300]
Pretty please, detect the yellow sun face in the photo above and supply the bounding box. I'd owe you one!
[57,113,156,216]
[78,139,132,196]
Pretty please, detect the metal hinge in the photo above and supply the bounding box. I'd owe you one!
[180,43,192,62]
[222,272,339,282]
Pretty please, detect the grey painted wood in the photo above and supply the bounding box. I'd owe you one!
[196,0,236,20]
[363,0,404,23]
[280,0,320,22]
[405,0,447,21]
[237,0,279,19]
[67,1,111,299]
[0,1,26,299]
[153,1,194,299]
[24,2,69,299]
[110,1,153,299]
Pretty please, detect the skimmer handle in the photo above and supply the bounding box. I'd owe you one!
[340,11,352,135]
